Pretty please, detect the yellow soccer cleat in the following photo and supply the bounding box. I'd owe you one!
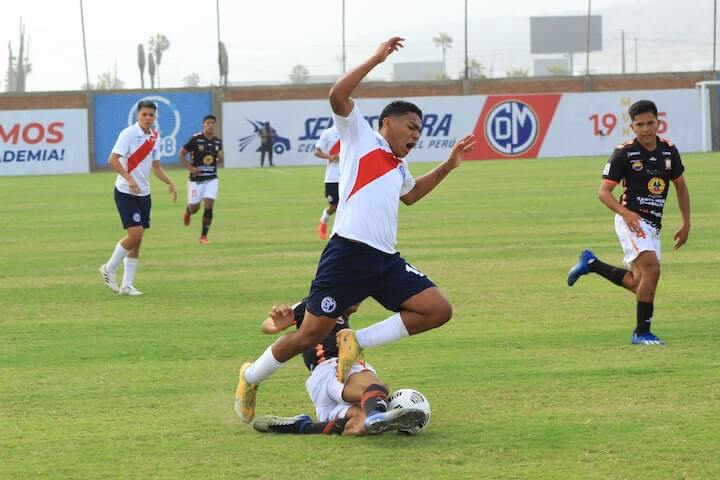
[234,362,258,423]
[336,329,364,382]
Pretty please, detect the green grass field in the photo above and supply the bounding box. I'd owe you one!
[2,154,719,479]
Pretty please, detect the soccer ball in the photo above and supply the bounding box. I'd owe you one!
[387,388,431,435]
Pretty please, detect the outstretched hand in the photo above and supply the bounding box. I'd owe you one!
[445,134,477,169]
[372,37,405,64]
[268,305,296,329]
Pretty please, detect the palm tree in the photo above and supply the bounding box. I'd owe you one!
[137,44,145,88]
[433,33,453,76]
[148,34,170,87]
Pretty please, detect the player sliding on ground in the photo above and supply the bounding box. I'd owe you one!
[235,36,476,423]
[250,300,425,436]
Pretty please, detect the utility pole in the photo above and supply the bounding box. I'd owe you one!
[79,1,90,89]
[216,0,222,85]
[634,37,638,73]
[585,0,592,76]
[464,0,469,80]
[341,0,346,74]
[621,30,626,74]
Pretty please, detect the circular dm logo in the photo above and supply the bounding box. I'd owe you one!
[132,213,142,223]
[321,296,337,314]
[648,177,666,195]
[485,100,539,156]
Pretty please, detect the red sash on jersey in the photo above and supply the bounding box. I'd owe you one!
[347,148,401,200]
[329,140,341,156]
[127,130,158,173]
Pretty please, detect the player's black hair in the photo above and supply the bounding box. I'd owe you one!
[378,101,423,128]
[203,114,217,123]
[137,100,157,112]
[628,100,657,121]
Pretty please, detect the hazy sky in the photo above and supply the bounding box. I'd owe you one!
[2,0,717,92]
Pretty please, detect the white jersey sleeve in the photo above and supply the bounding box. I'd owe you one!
[111,127,133,157]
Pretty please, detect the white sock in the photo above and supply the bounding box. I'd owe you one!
[355,312,409,349]
[244,345,285,384]
[122,257,138,288]
[320,209,331,223]
[106,242,129,272]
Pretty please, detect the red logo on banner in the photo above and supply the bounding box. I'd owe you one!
[466,94,562,160]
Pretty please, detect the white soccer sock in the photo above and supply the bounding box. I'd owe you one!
[106,242,129,272]
[320,209,331,224]
[355,312,409,349]
[244,345,285,384]
[121,257,138,288]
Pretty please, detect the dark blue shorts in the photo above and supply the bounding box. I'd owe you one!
[114,188,151,229]
[307,235,436,318]
[324,182,339,205]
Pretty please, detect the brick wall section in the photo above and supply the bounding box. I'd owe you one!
[0,91,87,110]
[2,71,712,110]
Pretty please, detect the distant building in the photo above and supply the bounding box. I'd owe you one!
[393,62,445,81]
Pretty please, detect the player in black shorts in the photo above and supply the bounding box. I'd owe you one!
[244,300,425,435]
[179,115,223,244]
[567,100,691,345]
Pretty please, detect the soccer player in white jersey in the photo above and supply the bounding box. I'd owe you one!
[235,37,476,423]
[99,100,177,296]
[314,125,341,240]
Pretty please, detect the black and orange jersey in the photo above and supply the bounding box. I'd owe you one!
[602,136,685,230]
[182,133,222,182]
[292,299,351,371]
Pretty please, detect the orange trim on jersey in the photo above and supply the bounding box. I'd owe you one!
[346,148,401,200]
[602,179,619,186]
[658,136,675,147]
[615,139,635,149]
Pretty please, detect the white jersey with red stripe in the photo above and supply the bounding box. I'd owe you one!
[315,125,341,183]
[332,102,415,254]
[112,122,160,196]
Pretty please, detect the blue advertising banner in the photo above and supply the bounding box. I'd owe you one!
[93,92,212,165]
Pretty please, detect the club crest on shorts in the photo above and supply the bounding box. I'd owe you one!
[132,213,141,223]
[321,296,337,314]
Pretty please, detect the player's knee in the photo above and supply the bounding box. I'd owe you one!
[296,329,326,350]
[432,300,453,326]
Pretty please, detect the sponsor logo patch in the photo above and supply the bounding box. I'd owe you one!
[631,160,643,171]
[648,177,666,195]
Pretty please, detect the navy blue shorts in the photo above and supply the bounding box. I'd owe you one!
[307,235,436,318]
[324,182,339,205]
[114,188,151,229]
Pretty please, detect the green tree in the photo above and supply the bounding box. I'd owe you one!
[137,44,146,88]
[460,58,486,79]
[183,72,200,87]
[506,68,529,78]
[433,32,453,75]
[289,64,309,84]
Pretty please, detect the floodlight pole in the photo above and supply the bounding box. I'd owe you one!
[585,0,592,76]
[216,0,222,85]
[341,0,347,74]
[713,0,717,72]
[464,0,469,80]
[79,0,91,89]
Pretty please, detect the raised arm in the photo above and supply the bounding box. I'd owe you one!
[329,37,405,117]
